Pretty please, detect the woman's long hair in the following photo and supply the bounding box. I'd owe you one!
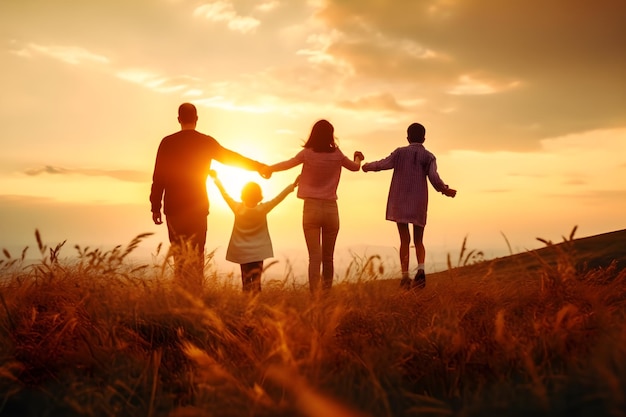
[303,119,337,153]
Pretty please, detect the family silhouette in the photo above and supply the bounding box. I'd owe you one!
[150,103,457,294]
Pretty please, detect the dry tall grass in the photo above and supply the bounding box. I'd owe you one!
[0,229,625,417]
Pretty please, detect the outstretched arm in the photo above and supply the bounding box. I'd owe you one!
[209,170,239,211]
[427,160,457,198]
[342,150,365,171]
[268,150,305,174]
[213,144,268,178]
[263,175,300,213]
[361,151,396,172]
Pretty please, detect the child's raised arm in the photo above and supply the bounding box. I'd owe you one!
[208,170,239,212]
[263,176,299,213]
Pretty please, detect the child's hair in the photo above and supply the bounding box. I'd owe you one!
[407,123,426,143]
[303,119,337,152]
[241,182,263,205]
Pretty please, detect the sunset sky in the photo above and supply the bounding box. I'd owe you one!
[1,0,625,278]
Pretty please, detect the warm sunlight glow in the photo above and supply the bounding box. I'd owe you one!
[2,0,624,279]
[208,162,272,203]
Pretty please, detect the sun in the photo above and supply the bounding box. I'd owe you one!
[207,162,270,203]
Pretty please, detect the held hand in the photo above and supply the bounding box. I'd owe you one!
[353,151,365,162]
[152,212,163,225]
[259,164,272,179]
[209,169,224,187]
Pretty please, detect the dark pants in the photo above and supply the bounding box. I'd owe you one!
[240,261,263,293]
[166,212,207,290]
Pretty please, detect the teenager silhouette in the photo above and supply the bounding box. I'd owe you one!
[362,123,456,289]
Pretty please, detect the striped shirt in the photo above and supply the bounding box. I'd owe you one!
[272,148,360,200]
[362,143,448,226]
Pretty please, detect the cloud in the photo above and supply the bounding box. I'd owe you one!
[311,0,626,149]
[337,93,406,112]
[257,1,279,12]
[194,96,273,114]
[447,75,521,96]
[5,0,624,156]
[193,1,261,34]
[12,43,110,66]
[24,166,69,176]
[116,69,201,94]
[319,0,626,76]
[24,166,147,182]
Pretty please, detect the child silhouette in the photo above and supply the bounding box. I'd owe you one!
[210,170,299,293]
[362,123,456,289]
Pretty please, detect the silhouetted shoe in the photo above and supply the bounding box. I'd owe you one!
[400,277,412,289]
[413,270,426,289]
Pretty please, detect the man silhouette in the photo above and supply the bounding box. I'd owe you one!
[150,103,268,289]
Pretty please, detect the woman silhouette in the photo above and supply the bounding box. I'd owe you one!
[267,120,364,294]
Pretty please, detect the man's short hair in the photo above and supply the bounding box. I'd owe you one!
[178,103,198,124]
[407,123,426,143]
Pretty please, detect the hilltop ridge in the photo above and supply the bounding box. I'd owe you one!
[429,228,626,282]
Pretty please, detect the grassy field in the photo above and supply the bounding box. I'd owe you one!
[1,227,625,417]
